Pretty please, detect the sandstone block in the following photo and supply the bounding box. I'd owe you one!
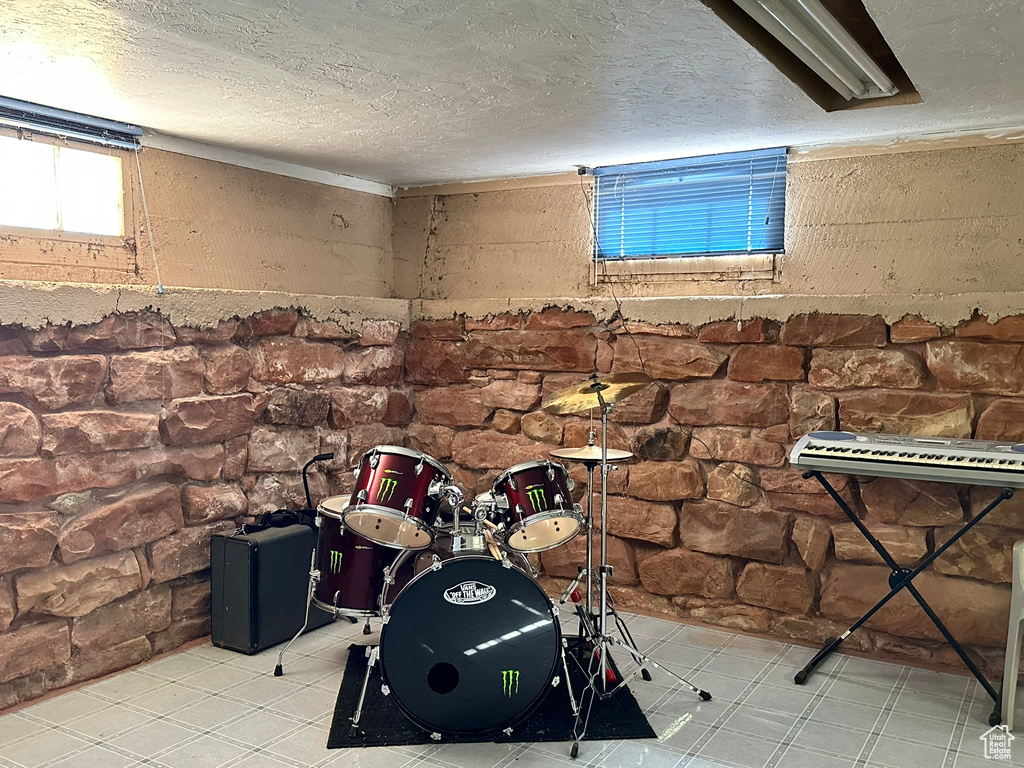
[837,390,974,438]
[0,403,40,457]
[933,524,1013,583]
[236,309,298,337]
[68,635,152,686]
[690,427,786,467]
[201,345,253,394]
[474,381,540,411]
[181,483,248,524]
[954,314,1024,342]
[521,412,563,444]
[597,338,613,373]
[890,316,942,343]
[463,330,597,371]
[682,602,773,633]
[832,523,928,566]
[344,345,404,385]
[251,339,345,384]
[491,410,521,434]
[0,458,58,504]
[638,548,736,598]
[170,575,212,620]
[0,579,13,631]
[927,340,1024,396]
[613,337,727,380]
[790,387,837,438]
[24,313,175,352]
[0,512,58,574]
[706,463,760,507]
[17,550,141,617]
[150,521,236,583]
[669,381,789,427]
[417,387,493,427]
[224,436,247,480]
[698,318,778,344]
[59,483,184,563]
[541,534,635,584]
[810,349,926,390]
[564,421,632,453]
[247,425,320,473]
[358,319,401,346]
[384,388,415,426]
[610,320,695,338]
[296,317,358,340]
[525,308,595,330]
[0,355,107,410]
[160,394,257,446]
[41,411,160,456]
[970,486,1024,530]
[627,460,703,501]
[728,345,805,382]
[328,386,388,428]
[405,340,470,385]
[405,424,455,460]
[760,468,849,517]
[792,516,832,570]
[679,500,789,563]
[976,399,1024,441]
[264,388,331,426]
[151,614,211,656]
[780,314,887,348]
[609,383,668,424]
[317,429,350,472]
[71,584,171,651]
[0,621,71,685]
[602,496,676,547]
[50,444,223,496]
[632,426,690,460]
[451,431,546,470]
[412,319,466,339]
[248,472,330,515]
[820,563,1009,646]
[736,563,814,613]
[107,348,203,404]
[175,319,239,345]
[347,425,407,462]
[861,477,963,527]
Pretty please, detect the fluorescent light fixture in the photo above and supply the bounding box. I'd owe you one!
[732,0,898,100]
[0,96,141,148]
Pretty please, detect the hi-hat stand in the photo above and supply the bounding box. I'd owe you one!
[542,374,712,760]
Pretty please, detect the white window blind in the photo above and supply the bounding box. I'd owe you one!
[593,147,787,261]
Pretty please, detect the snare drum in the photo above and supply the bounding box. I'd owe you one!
[314,496,412,617]
[341,445,451,550]
[492,460,583,552]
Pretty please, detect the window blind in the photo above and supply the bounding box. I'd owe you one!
[593,147,786,261]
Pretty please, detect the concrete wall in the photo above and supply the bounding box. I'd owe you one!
[396,142,1024,322]
[0,147,394,298]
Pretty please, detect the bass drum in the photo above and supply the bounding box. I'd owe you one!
[379,557,561,737]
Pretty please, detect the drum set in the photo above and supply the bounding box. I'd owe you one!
[274,372,711,757]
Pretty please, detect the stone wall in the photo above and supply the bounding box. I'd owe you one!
[2,304,1022,709]
[0,308,409,709]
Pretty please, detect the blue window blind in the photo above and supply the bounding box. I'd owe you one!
[593,147,786,261]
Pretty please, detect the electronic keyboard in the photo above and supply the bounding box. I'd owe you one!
[789,431,1024,487]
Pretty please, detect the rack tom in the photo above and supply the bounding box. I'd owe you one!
[492,460,583,552]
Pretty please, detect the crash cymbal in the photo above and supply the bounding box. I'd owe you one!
[541,372,652,415]
[550,445,634,462]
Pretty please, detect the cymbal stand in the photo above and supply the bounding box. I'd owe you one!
[569,387,711,760]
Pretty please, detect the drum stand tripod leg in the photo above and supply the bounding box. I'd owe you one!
[349,645,379,737]
[606,635,711,701]
[275,552,319,677]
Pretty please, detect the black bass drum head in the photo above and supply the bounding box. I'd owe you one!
[379,556,560,736]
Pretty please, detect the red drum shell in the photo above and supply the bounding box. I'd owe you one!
[492,460,583,553]
[342,446,451,550]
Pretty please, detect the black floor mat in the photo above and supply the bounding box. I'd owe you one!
[328,643,656,748]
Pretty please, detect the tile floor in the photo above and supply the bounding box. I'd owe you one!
[0,610,1016,768]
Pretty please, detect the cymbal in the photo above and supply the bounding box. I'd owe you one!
[550,445,634,462]
[541,372,652,415]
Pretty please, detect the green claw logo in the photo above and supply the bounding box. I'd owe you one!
[501,669,520,697]
[526,485,547,512]
[377,477,398,503]
[329,550,343,574]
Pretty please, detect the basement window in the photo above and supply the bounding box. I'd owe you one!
[0,134,125,237]
[593,147,787,268]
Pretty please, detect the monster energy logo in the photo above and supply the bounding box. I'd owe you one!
[501,670,520,697]
[377,476,398,502]
[526,485,547,512]
[328,550,343,574]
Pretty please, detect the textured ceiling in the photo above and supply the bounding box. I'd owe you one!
[0,1,1022,187]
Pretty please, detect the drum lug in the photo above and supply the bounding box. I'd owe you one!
[502,727,513,737]
[554,493,563,506]
[381,613,390,625]
[430,732,441,741]
[430,555,443,571]
[552,675,561,688]
[381,684,390,696]
[566,476,575,491]
[356,489,368,504]
[546,464,555,481]
[369,451,380,469]
[415,458,425,476]
[404,497,414,511]
[501,557,512,569]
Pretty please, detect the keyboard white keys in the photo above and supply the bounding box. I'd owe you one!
[789,431,1024,487]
